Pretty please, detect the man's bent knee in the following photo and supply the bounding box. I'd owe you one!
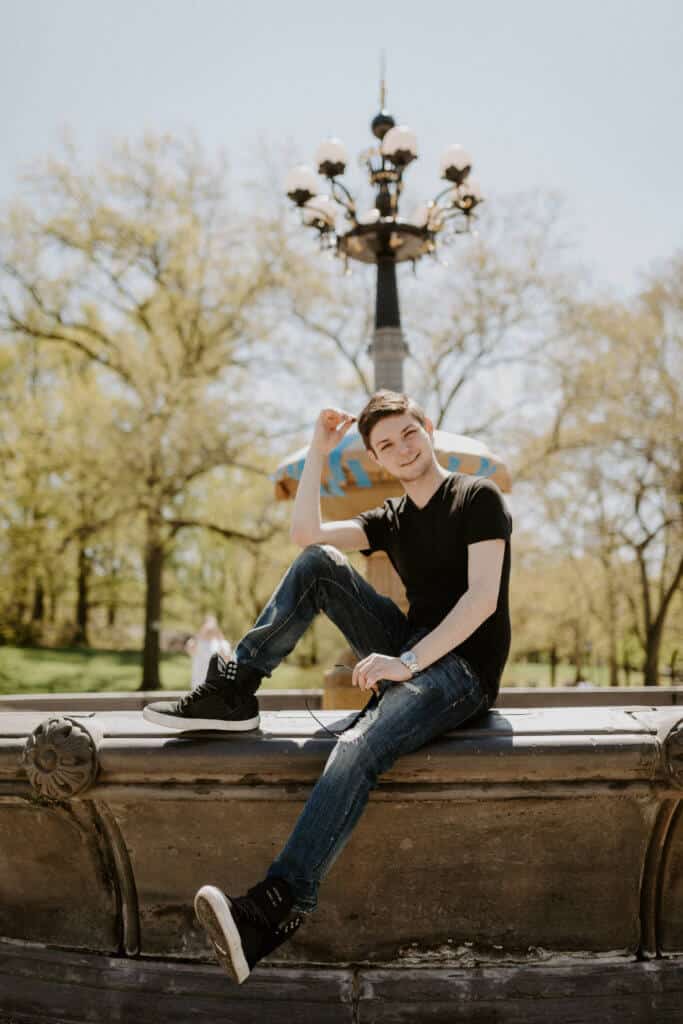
[298,543,348,569]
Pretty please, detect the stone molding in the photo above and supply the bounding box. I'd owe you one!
[21,714,103,799]
[664,716,683,787]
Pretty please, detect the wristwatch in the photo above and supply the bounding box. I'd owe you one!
[399,650,420,676]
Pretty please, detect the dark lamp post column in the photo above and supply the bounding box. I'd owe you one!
[371,257,408,392]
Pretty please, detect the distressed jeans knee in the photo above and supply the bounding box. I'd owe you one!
[233,543,411,678]
[299,542,348,568]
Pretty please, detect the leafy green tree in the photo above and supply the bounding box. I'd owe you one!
[0,134,279,686]
[515,256,683,684]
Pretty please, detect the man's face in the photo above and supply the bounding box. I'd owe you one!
[367,412,435,480]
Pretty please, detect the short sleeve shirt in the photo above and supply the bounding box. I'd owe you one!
[352,472,512,704]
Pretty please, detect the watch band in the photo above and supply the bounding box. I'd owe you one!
[400,650,420,676]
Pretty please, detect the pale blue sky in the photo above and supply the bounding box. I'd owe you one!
[1,0,681,297]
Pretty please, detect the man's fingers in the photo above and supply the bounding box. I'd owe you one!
[324,408,356,426]
[336,415,356,432]
[353,656,379,692]
[353,669,378,696]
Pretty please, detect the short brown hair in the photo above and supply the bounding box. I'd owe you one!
[357,390,428,454]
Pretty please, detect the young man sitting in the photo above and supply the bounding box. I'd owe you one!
[143,389,512,984]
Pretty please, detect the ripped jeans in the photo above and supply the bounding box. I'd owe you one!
[233,543,488,915]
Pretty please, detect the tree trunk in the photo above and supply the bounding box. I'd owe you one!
[606,577,619,687]
[643,620,663,687]
[141,524,164,691]
[549,645,558,687]
[608,655,619,687]
[106,559,121,627]
[47,572,58,624]
[72,543,90,646]
[572,629,584,684]
[31,578,44,624]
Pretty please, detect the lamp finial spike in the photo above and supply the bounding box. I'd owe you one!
[379,50,387,108]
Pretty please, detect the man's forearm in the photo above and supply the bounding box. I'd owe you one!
[411,590,495,672]
[289,445,325,542]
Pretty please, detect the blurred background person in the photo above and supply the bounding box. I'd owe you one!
[185,616,233,690]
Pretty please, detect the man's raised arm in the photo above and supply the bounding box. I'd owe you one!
[289,408,366,552]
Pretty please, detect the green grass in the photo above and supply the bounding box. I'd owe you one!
[0,646,651,696]
[0,645,327,694]
[502,661,646,688]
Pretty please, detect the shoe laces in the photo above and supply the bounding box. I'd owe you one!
[176,658,240,713]
[277,914,303,935]
[176,677,223,713]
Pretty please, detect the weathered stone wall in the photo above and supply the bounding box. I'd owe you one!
[0,705,681,1022]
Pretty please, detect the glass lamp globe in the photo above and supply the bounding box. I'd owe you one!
[440,144,473,184]
[285,165,320,205]
[302,195,338,228]
[410,203,432,228]
[315,138,347,178]
[380,125,418,166]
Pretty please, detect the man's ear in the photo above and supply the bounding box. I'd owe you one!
[424,416,434,438]
[367,447,379,465]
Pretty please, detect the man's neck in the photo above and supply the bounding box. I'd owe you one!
[401,460,451,510]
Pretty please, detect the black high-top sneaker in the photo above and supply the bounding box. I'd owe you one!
[194,877,304,984]
[142,655,261,731]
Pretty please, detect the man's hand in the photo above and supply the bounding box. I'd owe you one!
[352,653,412,697]
[311,408,357,455]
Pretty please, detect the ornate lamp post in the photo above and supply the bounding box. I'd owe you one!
[279,85,495,708]
[284,86,483,392]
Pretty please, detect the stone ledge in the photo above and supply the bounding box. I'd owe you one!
[1,707,682,790]
[0,941,681,1024]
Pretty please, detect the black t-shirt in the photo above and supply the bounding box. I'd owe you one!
[352,472,512,706]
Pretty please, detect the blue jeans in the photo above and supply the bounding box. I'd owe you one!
[233,543,488,915]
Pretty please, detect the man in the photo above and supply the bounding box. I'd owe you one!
[143,389,512,984]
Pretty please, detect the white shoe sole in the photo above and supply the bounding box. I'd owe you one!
[195,885,250,984]
[142,705,260,731]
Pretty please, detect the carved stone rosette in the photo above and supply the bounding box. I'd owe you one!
[21,716,103,799]
[664,717,683,788]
